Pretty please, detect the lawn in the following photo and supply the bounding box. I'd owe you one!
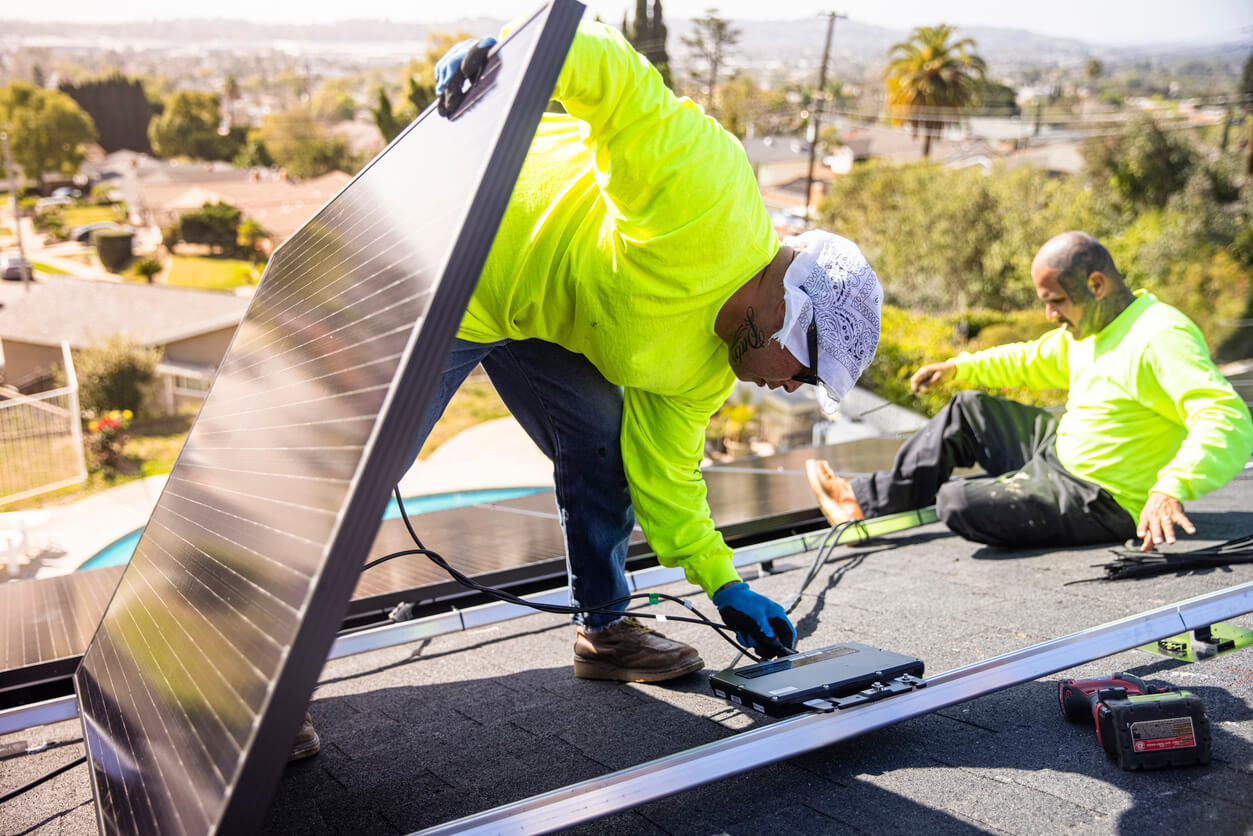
[62,205,127,226]
[32,261,70,276]
[164,254,259,291]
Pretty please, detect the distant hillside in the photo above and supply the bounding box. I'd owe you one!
[1,15,1241,77]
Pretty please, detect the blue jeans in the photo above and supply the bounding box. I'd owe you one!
[403,338,634,629]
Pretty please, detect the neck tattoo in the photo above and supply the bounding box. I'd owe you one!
[730,307,767,363]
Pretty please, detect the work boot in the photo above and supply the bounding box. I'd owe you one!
[573,617,704,682]
[288,712,320,762]
[806,459,865,525]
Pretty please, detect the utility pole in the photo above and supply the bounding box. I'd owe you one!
[803,11,846,227]
[1,131,33,292]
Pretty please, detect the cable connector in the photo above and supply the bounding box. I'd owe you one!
[388,602,416,623]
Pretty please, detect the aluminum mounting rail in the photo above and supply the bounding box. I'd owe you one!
[0,523,865,736]
[412,579,1253,836]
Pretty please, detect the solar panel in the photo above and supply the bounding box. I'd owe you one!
[71,3,583,832]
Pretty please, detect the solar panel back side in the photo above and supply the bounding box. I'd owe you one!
[72,3,583,833]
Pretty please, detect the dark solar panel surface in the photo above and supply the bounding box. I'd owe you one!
[70,4,582,834]
[0,565,123,693]
[1,437,906,692]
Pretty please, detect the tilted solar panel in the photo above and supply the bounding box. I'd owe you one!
[72,3,583,833]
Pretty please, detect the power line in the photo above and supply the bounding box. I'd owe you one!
[803,10,846,228]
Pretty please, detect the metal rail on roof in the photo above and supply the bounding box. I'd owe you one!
[410,580,1253,836]
[0,529,824,736]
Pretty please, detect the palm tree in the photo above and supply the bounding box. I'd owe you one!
[884,24,986,158]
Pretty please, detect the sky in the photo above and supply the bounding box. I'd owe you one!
[4,0,1251,46]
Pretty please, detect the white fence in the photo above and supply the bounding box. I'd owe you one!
[0,343,86,505]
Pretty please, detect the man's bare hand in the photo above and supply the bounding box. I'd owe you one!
[910,361,957,394]
[1136,491,1196,552]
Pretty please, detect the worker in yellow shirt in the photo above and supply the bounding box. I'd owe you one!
[808,231,1252,553]
[426,22,881,680]
[289,19,883,763]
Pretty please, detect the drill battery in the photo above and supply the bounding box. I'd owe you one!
[1094,690,1212,770]
[1058,673,1211,770]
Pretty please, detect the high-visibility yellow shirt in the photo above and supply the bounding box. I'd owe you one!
[952,291,1253,520]
[457,21,778,594]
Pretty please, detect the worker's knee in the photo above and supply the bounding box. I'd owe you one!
[936,477,1056,546]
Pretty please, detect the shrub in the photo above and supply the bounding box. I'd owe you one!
[33,207,67,239]
[176,201,242,254]
[862,304,1062,417]
[94,228,134,272]
[85,409,133,479]
[132,257,162,283]
[75,335,162,417]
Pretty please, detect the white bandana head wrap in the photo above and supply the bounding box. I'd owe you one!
[773,230,882,411]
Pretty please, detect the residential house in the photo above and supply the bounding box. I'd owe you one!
[0,277,249,413]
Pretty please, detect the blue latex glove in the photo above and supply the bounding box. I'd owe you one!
[434,36,498,95]
[712,582,796,659]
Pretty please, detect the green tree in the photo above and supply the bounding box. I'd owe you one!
[371,86,404,143]
[884,24,987,158]
[625,0,671,87]
[1085,58,1103,80]
[817,160,1107,313]
[58,73,152,153]
[976,79,1019,116]
[254,109,357,179]
[681,9,739,116]
[148,90,245,161]
[0,83,96,187]
[233,135,274,168]
[1081,115,1198,211]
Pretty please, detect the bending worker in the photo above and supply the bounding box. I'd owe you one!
[808,231,1252,553]
[427,22,882,677]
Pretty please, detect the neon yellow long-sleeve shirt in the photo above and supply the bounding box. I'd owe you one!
[951,291,1253,520]
[456,21,778,594]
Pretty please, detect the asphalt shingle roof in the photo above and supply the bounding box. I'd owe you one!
[0,277,250,348]
[2,465,1250,835]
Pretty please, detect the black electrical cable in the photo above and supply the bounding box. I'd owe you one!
[368,486,763,661]
[0,755,86,806]
[1068,531,1253,583]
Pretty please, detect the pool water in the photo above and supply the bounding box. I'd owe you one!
[79,486,548,571]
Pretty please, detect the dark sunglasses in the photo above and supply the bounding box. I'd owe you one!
[791,317,819,386]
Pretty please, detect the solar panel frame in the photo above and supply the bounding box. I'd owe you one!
[72,3,584,833]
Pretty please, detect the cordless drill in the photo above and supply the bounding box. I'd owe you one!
[1057,672,1211,770]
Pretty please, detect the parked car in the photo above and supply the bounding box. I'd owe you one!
[51,186,82,200]
[34,196,74,212]
[71,222,133,244]
[1,254,33,281]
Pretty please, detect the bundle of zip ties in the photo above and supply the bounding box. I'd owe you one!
[1069,533,1253,583]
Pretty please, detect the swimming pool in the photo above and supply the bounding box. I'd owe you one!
[79,486,549,571]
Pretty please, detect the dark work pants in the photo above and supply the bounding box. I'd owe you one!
[400,338,634,630]
[850,391,1136,547]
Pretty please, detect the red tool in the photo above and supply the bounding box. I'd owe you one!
[1058,672,1211,770]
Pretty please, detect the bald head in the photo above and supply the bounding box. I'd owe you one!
[1032,231,1125,302]
[1031,231,1135,340]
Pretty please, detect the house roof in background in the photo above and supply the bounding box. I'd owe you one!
[0,277,250,348]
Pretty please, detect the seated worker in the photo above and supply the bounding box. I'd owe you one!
[422,25,882,677]
[807,231,1253,553]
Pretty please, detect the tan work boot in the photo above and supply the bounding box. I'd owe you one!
[806,459,865,525]
[288,712,320,762]
[573,617,704,682]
